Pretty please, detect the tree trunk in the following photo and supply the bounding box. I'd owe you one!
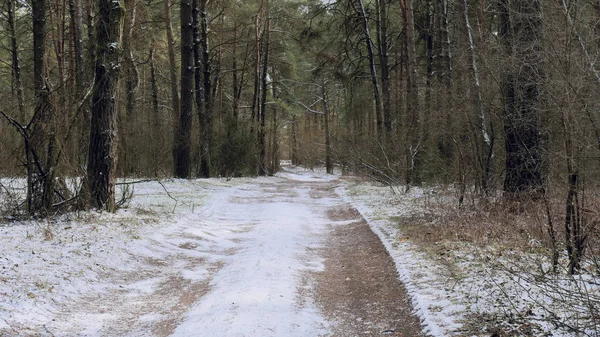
[269,78,279,175]
[502,0,545,199]
[377,0,392,136]
[462,0,493,193]
[173,0,194,178]
[149,47,162,170]
[164,0,181,171]
[122,0,139,175]
[564,113,582,274]
[401,0,421,188]
[258,3,270,176]
[199,0,212,178]
[323,82,333,174]
[232,14,239,122]
[438,0,454,168]
[7,0,25,121]
[251,5,263,136]
[357,0,383,141]
[85,0,124,212]
[26,0,57,216]
[291,115,298,165]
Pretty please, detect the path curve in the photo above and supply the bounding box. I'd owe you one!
[44,167,425,336]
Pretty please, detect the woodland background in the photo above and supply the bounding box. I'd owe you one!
[1,0,600,273]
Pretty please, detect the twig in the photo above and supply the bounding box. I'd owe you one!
[115,179,157,185]
[157,179,178,213]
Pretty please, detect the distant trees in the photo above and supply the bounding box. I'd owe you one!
[0,0,599,226]
[501,0,545,199]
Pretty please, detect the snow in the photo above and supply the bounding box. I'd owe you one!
[337,184,465,336]
[5,166,592,336]
[171,181,330,336]
[0,171,333,336]
[341,180,600,337]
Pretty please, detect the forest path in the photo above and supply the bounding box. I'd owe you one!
[46,167,424,336]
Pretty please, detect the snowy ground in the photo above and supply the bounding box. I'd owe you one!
[1,171,338,336]
[342,180,600,336]
[3,166,594,337]
[2,166,427,337]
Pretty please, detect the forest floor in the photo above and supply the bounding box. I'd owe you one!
[2,165,597,337]
[0,166,426,336]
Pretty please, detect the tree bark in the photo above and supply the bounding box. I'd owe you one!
[174,0,194,178]
[7,0,25,121]
[26,0,57,216]
[463,0,493,192]
[149,47,162,169]
[85,0,124,212]
[323,82,333,174]
[164,0,181,172]
[122,0,139,175]
[357,0,383,141]
[401,0,421,188]
[199,0,212,178]
[258,2,270,176]
[377,0,392,136]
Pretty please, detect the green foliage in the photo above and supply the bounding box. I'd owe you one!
[215,116,257,178]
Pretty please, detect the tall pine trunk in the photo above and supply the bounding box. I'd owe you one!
[357,0,383,141]
[402,0,421,188]
[463,0,493,193]
[199,0,212,178]
[27,0,57,216]
[85,0,124,212]
[174,0,194,178]
[7,0,24,121]
[258,3,270,176]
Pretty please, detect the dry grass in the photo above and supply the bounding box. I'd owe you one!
[401,188,600,259]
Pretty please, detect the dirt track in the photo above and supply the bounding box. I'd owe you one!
[25,170,426,336]
[307,181,426,337]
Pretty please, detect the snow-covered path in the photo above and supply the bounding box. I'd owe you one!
[1,167,424,336]
[170,175,333,336]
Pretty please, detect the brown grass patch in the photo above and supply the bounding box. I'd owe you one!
[400,190,600,254]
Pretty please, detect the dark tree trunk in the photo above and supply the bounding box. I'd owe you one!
[149,48,162,169]
[7,0,25,121]
[69,0,84,93]
[199,0,212,178]
[463,0,493,193]
[122,0,139,175]
[192,0,204,177]
[258,7,270,176]
[291,115,298,165]
[26,0,57,216]
[401,0,421,188]
[269,77,279,175]
[164,0,181,173]
[377,0,392,136]
[502,0,545,199]
[424,0,433,145]
[85,0,124,212]
[232,15,239,122]
[174,0,194,178]
[251,6,262,136]
[357,0,383,141]
[322,82,333,174]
